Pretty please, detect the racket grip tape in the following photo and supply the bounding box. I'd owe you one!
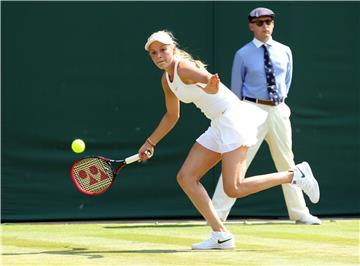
[125,150,152,164]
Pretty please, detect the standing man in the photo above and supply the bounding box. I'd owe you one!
[212,7,321,224]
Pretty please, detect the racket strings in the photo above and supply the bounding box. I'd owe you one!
[73,158,113,193]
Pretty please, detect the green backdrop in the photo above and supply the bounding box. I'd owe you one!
[2,1,359,222]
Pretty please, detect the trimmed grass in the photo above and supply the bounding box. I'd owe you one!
[1,219,359,265]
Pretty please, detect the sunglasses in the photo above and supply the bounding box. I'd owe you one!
[251,19,273,27]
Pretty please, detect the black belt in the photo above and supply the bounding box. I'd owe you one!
[241,96,282,106]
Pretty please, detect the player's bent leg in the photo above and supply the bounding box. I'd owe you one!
[221,146,293,198]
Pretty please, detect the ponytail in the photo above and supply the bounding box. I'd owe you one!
[162,30,207,69]
[175,48,207,69]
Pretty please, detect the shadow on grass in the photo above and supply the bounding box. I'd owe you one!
[2,247,191,259]
[103,223,207,229]
[2,247,274,259]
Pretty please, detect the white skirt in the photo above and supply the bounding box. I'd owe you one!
[196,101,268,153]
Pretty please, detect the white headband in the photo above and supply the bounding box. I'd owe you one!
[144,31,174,51]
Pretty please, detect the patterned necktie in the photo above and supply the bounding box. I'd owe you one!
[262,44,282,105]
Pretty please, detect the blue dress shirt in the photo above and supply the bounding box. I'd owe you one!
[231,37,293,100]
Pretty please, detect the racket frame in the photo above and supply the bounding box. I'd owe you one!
[71,151,151,196]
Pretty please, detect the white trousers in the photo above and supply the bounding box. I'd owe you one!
[212,101,310,221]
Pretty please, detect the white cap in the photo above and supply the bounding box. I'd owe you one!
[144,31,175,51]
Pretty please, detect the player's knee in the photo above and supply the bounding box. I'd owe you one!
[176,171,195,190]
[224,185,247,198]
[176,171,187,188]
[224,186,238,198]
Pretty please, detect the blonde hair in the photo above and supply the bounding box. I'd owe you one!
[163,30,207,69]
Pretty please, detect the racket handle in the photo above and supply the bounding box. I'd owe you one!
[125,154,140,164]
[125,150,152,164]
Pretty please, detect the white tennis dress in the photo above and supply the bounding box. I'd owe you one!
[165,59,267,153]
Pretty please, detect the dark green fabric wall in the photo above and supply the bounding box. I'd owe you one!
[2,1,359,221]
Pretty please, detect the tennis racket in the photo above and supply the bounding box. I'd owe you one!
[71,150,152,196]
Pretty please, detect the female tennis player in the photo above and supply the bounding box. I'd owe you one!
[138,30,320,250]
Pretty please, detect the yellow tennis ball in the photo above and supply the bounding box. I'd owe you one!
[71,139,86,153]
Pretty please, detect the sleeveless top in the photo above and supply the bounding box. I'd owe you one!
[165,59,240,120]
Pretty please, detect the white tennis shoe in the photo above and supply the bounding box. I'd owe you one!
[192,231,235,250]
[292,162,320,204]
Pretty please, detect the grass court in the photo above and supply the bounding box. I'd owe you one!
[2,219,359,265]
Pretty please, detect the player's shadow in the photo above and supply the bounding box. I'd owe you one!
[2,247,192,259]
[3,247,276,260]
